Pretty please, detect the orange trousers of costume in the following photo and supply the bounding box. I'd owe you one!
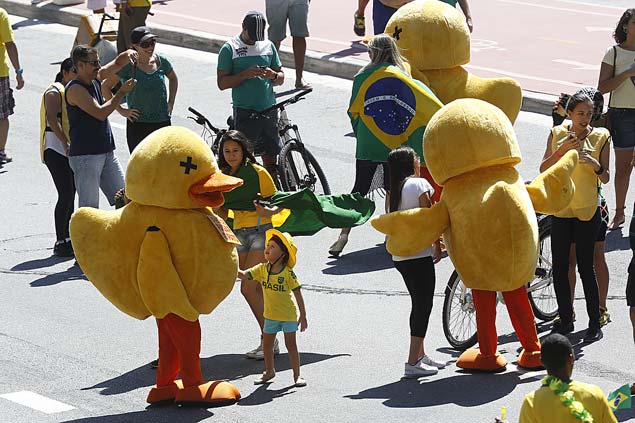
[156,313,203,388]
[473,286,541,354]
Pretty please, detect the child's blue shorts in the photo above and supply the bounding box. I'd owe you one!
[264,318,298,334]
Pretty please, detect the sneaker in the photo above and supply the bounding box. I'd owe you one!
[53,240,74,257]
[404,361,438,378]
[353,12,365,36]
[248,338,280,360]
[419,355,446,369]
[551,320,574,335]
[583,327,603,343]
[599,309,611,327]
[0,151,12,163]
[294,377,307,387]
[246,342,262,359]
[328,236,348,257]
[150,359,159,369]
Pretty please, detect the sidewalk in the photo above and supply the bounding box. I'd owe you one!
[0,0,582,115]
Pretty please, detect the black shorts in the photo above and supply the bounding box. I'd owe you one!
[628,272,635,307]
[351,160,389,197]
[233,107,282,157]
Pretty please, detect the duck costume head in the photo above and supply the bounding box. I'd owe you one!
[385,0,522,123]
[70,126,244,405]
[372,99,578,371]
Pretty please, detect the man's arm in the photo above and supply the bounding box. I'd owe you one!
[66,79,136,121]
[457,0,473,32]
[5,42,23,90]
[217,67,264,90]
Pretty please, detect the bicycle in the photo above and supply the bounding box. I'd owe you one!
[442,213,556,351]
[188,88,331,195]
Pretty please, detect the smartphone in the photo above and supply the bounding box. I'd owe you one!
[131,62,137,79]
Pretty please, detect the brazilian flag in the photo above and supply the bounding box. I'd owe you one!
[607,384,632,411]
[348,63,443,163]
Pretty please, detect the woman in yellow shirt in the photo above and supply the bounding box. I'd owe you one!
[540,92,610,343]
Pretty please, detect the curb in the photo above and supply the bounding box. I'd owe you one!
[2,0,556,116]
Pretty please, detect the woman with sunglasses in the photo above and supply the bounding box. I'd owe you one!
[39,58,77,256]
[99,26,178,153]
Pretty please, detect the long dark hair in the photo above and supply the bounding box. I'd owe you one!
[217,130,257,174]
[614,8,635,44]
[565,92,593,113]
[55,57,75,83]
[388,146,417,212]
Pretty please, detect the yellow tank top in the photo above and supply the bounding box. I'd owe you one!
[39,82,70,163]
[550,124,609,221]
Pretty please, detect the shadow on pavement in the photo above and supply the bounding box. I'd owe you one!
[13,255,73,271]
[238,384,296,406]
[345,371,540,408]
[60,407,213,423]
[323,244,392,275]
[29,263,87,287]
[605,229,630,252]
[83,352,348,396]
[12,18,52,30]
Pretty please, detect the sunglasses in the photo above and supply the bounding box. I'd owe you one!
[140,38,157,48]
[81,59,100,67]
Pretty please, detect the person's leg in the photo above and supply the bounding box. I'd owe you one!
[502,286,541,354]
[372,0,398,35]
[99,151,125,206]
[161,314,203,387]
[354,0,370,36]
[288,0,310,87]
[155,317,180,387]
[551,216,575,328]
[567,245,577,300]
[261,332,277,380]
[0,76,14,160]
[44,150,75,242]
[357,0,370,15]
[117,6,150,53]
[241,278,265,332]
[68,154,103,208]
[611,149,632,229]
[0,118,8,154]
[595,241,609,311]
[573,210,601,331]
[266,0,288,50]
[284,330,301,382]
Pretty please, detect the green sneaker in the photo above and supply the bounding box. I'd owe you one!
[354,12,365,37]
[599,309,611,327]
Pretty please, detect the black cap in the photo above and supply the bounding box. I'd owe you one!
[243,11,266,42]
[130,26,156,45]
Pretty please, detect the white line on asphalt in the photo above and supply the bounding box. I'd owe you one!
[554,0,625,11]
[0,391,75,414]
[585,26,614,32]
[552,59,600,71]
[465,64,587,88]
[157,11,354,48]
[498,0,616,17]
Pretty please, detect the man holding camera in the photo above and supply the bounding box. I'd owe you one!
[217,11,285,176]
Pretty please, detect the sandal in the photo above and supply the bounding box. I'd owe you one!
[608,208,626,231]
[295,79,312,90]
[294,377,307,387]
[328,236,348,257]
[254,371,275,385]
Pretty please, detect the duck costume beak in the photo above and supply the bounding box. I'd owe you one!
[189,172,243,208]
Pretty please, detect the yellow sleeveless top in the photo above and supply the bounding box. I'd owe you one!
[550,124,610,221]
[39,82,70,163]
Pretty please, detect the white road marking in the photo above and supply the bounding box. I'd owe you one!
[552,59,599,71]
[498,0,616,17]
[465,64,587,88]
[0,391,75,414]
[586,26,614,33]
[554,0,625,11]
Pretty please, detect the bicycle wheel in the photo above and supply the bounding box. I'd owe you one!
[442,271,478,351]
[277,140,331,195]
[528,215,558,321]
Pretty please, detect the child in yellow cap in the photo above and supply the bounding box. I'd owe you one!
[238,229,308,387]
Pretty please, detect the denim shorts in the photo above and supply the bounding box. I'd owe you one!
[609,108,635,150]
[234,223,273,254]
[264,318,299,334]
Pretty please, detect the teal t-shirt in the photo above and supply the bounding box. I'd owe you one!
[217,36,281,112]
[441,0,458,6]
[118,53,173,123]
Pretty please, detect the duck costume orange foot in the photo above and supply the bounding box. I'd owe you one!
[372,99,578,372]
[70,126,243,405]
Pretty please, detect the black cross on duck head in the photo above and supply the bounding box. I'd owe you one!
[180,156,198,175]
[393,26,403,40]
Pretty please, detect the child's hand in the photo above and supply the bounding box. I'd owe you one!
[432,240,442,263]
[578,150,600,170]
[298,314,308,332]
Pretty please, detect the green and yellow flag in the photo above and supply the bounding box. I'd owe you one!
[348,64,443,163]
[607,384,632,411]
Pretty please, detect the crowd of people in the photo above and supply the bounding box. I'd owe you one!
[0,0,634,418]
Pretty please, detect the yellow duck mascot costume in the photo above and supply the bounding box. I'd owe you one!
[70,126,243,405]
[372,99,579,371]
[385,0,522,124]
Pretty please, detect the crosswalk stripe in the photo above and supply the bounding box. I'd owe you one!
[0,391,75,414]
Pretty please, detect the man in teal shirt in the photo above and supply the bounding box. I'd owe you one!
[217,11,285,176]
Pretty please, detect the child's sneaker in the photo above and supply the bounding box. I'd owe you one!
[0,151,12,163]
[353,12,365,36]
[419,355,446,369]
[404,361,438,378]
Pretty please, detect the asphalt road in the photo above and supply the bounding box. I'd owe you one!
[0,14,634,423]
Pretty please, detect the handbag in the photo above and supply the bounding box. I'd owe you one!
[596,46,617,130]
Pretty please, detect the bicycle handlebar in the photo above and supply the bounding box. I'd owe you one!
[259,88,313,115]
[187,107,220,134]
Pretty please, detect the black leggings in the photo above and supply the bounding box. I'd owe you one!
[126,120,171,153]
[394,256,436,338]
[351,160,389,196]
[43,149,75,241]
[551,209,601,329]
